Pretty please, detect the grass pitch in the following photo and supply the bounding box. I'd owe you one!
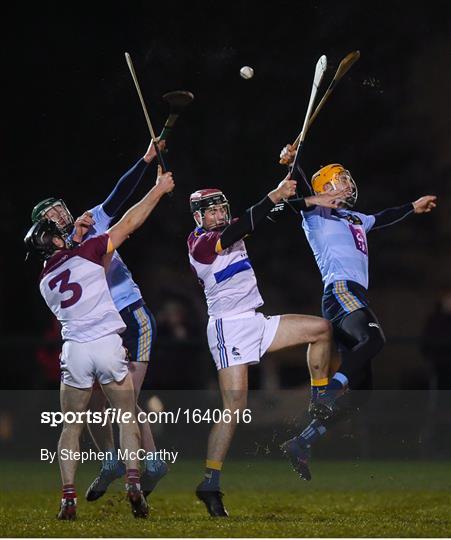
[1,459,450,537]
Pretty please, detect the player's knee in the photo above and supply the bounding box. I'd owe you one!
[222,390,247,414]
[314,318,333,343]
[61,420,84,438]
[355,330,385,363]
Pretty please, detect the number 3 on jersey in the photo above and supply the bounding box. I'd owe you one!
[48,269,83,308]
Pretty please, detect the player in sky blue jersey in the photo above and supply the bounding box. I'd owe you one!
[278,145,437,479]
[31,140,168,500]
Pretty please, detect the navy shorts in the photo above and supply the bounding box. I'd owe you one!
[119,299,157,363]
[322,280,369,326]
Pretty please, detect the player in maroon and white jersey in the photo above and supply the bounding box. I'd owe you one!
[25,167,174,520]
[31,140,167,503]
[188,175,349,517]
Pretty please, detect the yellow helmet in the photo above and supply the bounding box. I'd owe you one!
[311,163,358,207]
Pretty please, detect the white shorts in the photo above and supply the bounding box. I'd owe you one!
[60,333,129,389]
[207,311,281,370]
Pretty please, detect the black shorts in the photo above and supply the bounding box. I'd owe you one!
[119,299,157,363]
[322,280,369,326]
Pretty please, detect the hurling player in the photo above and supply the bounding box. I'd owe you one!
[278,144,437,466]
[31,141,168,501]
[187,174,349,516]
[25,168,174,519]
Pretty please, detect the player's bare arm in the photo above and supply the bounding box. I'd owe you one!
[107,167,174,250]
[304,189,352,209]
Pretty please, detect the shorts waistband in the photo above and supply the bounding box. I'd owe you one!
[120,298,145,314]
[324,280,367,294]
[210,310,256,322]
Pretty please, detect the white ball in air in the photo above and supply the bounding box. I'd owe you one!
[240,66,254,79]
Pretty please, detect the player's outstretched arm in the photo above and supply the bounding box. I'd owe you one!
[288,188,352,211]
[101,139,166,218]
[372,195,437,230]
[107,166,174,250]
[218,175,297,250]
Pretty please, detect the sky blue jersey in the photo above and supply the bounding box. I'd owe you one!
[85,204,142,311]
[302,206,376,290]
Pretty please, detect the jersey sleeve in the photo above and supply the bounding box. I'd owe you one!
[371,203,414,230]
[301,206,323,229]
[89,204,112,233]
[189,231,222,264]
[218,196,275,250]
[101,158,149,217]
[77,233,113,265]
[355,212,376,233]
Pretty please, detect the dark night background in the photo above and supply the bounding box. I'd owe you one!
[2,1,450,390]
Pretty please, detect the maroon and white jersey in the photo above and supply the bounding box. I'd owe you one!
[39,234,126,342]
[188,227,263,318]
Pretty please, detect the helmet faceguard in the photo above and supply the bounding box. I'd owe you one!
[311,164,358,208]
[31,198,74,238]
[24,219,67,260]
[189,189,231,229]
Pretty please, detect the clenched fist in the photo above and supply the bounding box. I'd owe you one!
[279,144,297,165]
[269,173,297,203]
[413,195,437,214]
[73,211,95,242]
[156,167,175,194]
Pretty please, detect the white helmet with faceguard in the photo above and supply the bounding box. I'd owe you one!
[190,188,231,229]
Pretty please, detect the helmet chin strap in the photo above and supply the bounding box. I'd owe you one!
[193,211,203,228]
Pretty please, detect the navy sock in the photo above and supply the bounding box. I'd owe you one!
[197,460,222,491]
[327,372,349,397]
[311,377,329,402]
[297,419,327,447]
